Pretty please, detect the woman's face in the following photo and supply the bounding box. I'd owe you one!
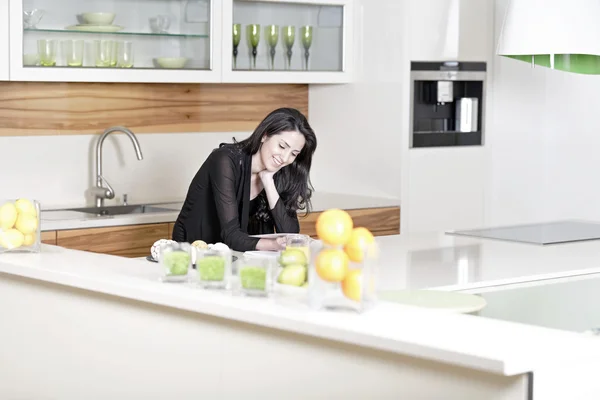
[260,130,306,172]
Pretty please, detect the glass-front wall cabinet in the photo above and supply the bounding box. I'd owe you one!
[7,0,352,83]
[10,0,221,82]
[225,0,351,83]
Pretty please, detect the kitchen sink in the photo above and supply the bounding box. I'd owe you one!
[65,204,175,216]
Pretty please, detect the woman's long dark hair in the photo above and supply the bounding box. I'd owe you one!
[235,107,317,217]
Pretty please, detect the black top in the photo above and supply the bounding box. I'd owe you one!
[172,143,300,251]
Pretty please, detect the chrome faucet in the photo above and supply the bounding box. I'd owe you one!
[90,126,143,207]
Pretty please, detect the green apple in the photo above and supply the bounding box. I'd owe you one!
[277,264,307,286]
[279,249,307,266]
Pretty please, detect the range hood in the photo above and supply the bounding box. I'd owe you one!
[496,0,600,74]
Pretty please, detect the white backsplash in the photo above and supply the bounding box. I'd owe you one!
[0,131,239,208]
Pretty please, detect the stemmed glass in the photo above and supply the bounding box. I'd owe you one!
[246,24,260,69]
[265,25,279,70]
[301,25,313,70]
[232,23,241,69]
[283,25,295,70]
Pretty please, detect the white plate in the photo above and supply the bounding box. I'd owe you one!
[249,234,288,239]
[65,24,124,32]
[243,251,280,259]
[378,289,487,314]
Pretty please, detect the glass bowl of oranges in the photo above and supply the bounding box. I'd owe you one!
[307,208,379,313]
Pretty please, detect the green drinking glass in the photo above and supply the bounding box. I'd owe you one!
[265,25,279,70]
[300,25,313,70]
[232,23,241,69]
[246,24,260,69]
[283,25,295,70]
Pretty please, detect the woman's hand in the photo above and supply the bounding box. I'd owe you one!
[258,170,280,210]
[258,170,276,185]
[256,237,286,251]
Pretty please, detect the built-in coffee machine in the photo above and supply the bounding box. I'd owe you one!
[409,61,486,148]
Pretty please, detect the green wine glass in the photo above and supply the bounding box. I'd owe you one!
[300,25,313,70]
[232,23,241,69]
[265,25,279,70]
[246,24,260,69]
[282,25,295,70]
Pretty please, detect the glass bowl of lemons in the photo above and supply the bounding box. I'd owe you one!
[0,198,41,253]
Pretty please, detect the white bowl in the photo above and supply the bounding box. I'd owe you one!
[82,12,116,25]
[155,57,189,69]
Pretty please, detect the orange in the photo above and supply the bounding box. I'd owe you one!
[341,269,362,302]
[315,248,349,283]
[344,227,375,262]
[315,208,353,246]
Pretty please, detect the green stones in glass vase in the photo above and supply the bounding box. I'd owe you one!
[237,255,274,297]
[195,247,232,289]
[159,242,192,283]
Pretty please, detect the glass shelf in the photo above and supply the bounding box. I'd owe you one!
[24,28,209,39]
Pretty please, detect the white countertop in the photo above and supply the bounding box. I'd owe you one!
[40,191,400,231]
[2,233,600,376]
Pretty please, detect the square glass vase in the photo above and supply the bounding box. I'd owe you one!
[0,199,41,254]
[159,242,192,283]
[275,234,311,288]
[237,254,274,297]
[195,247,232,289]
[308,240,379,313]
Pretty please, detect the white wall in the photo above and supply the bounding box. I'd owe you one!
[308,0,404,199]
[488,0,600,226]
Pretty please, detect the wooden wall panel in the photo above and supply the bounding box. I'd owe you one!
[299,207,401,238]
[0,82,308,136]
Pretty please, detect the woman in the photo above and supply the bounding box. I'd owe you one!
[172,107,317,252]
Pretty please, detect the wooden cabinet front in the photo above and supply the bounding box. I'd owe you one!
[56,223,169,258]
[299,206,400,237]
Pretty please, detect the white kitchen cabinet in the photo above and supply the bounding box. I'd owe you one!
[0,2,9,80]
[404,0,493,62]
[9,0,222,83]
[222,0,354,83]
[7,0,353,84]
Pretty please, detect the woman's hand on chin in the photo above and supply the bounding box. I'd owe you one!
[258,169,277,184]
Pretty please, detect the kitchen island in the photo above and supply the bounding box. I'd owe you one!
[2,233,600,399]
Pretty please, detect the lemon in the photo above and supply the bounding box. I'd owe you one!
[15,213,38,235]
[315,248,349,283]
[0,229,25,249]
[315,208,354,246]
[23,234,36,246]
[341,269,362,302]
[15,198,37,217]
[0,202,18,230]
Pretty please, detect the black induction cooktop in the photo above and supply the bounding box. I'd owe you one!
[447,220,600,245]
